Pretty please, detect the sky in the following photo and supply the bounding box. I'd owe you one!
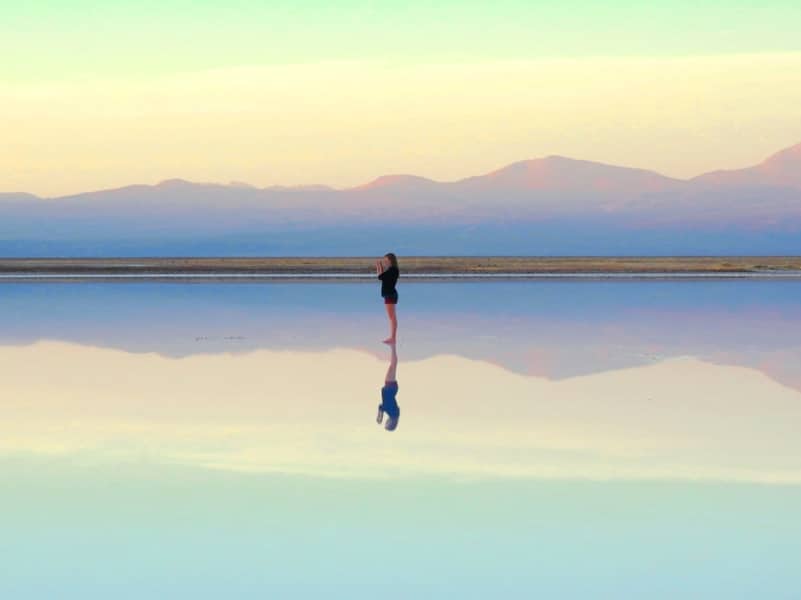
[2,1,801,196]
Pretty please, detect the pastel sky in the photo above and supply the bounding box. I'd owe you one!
[3,1,801,195]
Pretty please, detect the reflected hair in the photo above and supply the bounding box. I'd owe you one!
[377,405,399,432]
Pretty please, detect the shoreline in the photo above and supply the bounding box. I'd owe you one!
[1,257,800,281]
[2,273,801,283]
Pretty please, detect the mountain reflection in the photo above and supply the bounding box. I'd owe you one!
[1,280,799,392]
[1,341,800,482]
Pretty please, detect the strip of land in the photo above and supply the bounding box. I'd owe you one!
[0,256,800,278]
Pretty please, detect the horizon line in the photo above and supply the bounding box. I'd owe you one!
[3,140,799,199]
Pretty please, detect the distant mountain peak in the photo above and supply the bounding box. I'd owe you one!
[467,155,678,193]
[693,141,801,188]
[762,141,801,165]
[352,174,438,191]
[156,178,195,187]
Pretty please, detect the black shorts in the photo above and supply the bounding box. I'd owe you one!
[383,291,398,305]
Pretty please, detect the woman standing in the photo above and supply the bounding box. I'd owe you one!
[376,252,399,344]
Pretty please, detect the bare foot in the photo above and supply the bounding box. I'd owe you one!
[382,337,396,345]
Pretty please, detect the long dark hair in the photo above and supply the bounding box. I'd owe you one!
[384,252,398,268]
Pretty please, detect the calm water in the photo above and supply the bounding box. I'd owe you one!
[2,280,801,598]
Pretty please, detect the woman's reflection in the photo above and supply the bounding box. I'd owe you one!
[376,342,400,431]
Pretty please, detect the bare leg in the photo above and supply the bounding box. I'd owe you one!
[384,341,397,382]
[383,303,397,344]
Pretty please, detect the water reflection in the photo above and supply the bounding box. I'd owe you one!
[2,280,800,598]
[1,280,799,392]
[2,340,800,482]
[377,342,400,431]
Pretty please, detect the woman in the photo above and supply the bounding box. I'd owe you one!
[376,341,400,432]
[376,252,399,344]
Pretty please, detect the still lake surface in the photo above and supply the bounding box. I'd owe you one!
[2,279,800,598]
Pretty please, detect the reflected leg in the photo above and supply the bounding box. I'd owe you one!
[384,342,398,382]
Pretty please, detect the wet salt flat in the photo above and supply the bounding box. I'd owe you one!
[2,280,801,598]
[2,271,801,280]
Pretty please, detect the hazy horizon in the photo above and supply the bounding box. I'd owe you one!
[2,139,800,198]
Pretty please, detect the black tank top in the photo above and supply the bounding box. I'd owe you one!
[378,266,399,296]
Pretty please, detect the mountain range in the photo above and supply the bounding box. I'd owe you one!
[2,142,800,256]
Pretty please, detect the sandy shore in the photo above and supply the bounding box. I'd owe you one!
[0,256,800,279]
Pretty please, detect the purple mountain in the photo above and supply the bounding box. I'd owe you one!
[692,143,801,189]
[2,143,800,256]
